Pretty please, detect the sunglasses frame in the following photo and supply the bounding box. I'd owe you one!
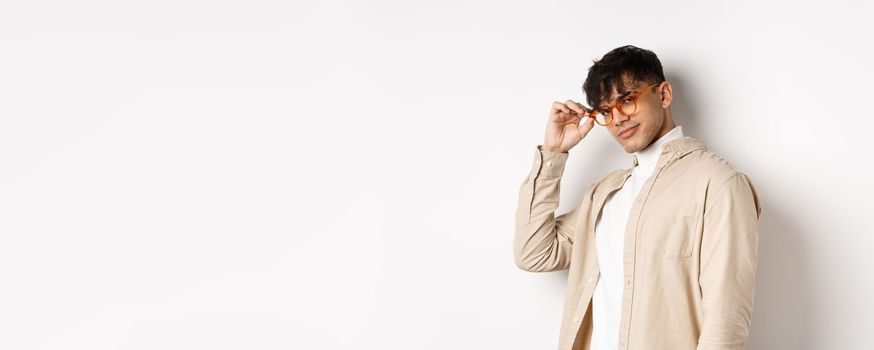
[582,81,664,126]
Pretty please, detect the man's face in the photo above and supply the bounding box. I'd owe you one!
[599,80,673,153]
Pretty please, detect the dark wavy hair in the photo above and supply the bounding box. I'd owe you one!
[582,45,666,109]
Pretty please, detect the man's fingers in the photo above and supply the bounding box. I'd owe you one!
[552,101,570,114]
[565,100,587,115]
[578,117,594,136]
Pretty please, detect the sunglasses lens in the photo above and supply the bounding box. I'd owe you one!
[593,111,609,125]
[619,100,636,116]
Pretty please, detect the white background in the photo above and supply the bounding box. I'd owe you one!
[1,1,872,349]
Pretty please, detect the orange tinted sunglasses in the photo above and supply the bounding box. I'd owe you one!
[581,81,664,126]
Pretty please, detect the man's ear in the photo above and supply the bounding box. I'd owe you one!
[660,81,673,109]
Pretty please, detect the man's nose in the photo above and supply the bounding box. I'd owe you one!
[611,107,630,126]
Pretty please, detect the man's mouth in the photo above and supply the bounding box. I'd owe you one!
[620,125,639,139]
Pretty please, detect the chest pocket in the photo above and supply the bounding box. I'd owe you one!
[642,200,700,259]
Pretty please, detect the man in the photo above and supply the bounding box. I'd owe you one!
[513,45,763,350]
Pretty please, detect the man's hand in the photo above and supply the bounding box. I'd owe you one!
[543,100,595,153]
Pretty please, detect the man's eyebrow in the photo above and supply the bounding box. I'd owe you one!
[616,90,633,99]
[599,89,634,107]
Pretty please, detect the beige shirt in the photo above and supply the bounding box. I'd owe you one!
[514,136,763,350]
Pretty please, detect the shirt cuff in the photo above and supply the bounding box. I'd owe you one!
[534,145,569,178]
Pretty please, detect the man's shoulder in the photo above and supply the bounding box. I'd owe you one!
[681,146,748,182]
[587,137,752,193]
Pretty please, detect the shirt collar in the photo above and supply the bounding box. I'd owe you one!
[603,132,707,191]
[630,133,707,167]
[632,125,685,167]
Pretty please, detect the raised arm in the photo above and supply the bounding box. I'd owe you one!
[513,145,582,272]
[513,100,594,272]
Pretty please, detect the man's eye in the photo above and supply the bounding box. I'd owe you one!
[622,98,634,105]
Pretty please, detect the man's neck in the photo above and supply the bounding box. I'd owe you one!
[634,125,684,166]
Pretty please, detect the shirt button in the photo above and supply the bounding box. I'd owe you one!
[573,316,580,323]
[625,280,631,287]
[588,278,594,285]
[546,161,553,167]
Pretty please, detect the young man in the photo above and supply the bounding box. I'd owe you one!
[513,45,763,350]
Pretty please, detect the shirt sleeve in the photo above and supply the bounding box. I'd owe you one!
[513,144,584,272]
[697,172,764,349]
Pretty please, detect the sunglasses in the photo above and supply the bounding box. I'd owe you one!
[581,81,664,126]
